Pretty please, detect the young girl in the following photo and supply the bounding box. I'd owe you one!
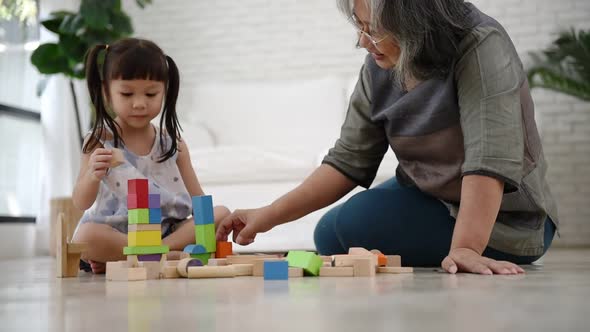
[72,38,230,274]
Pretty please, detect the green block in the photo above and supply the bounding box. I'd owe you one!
[195,223,216,252]
[124,245,169,255]
[190,253,212,265]
[128,209,149,224]
[287,251,323,276]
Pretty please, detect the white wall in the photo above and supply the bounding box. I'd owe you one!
[124,0,590,247]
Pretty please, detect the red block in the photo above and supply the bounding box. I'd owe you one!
[128,194,149,209]
[128,179,149,196]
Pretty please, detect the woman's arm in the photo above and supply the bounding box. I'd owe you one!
[442,174,524,274]
[216,164,357,245]
[176,139,205,197]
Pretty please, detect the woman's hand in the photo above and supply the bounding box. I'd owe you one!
[442,248,525,275]
[86,148,112,181]
[215,206,276,245]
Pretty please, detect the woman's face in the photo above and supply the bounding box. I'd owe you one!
[353,0,400,69]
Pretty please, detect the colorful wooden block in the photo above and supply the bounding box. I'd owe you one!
[128,209,149,224]
[195,223,216,252]
[232,264,254,276]
[184,244,207,255]
[187,266,235,278]
[138,254,162,262]
[264,261,289,280]
[253,258,284,277]
[226,254,278,265]
[320,266,354,277]
[128,230,162,247]
[177,258,204,277]
[286,251,323,276]
[353,258,375,277]
[128,179,149,196]
[208,258,228,266]
[127,194,149,209]
[149,194,160,208]
[192,195,214,225]
[215,241,233,258]
[149,208,162,224]
[123,245,169,256]
[128,224,161,232]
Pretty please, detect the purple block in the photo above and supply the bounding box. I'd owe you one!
[149,194,161,208]
[138,254,162,262]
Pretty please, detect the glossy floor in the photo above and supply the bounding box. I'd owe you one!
[0,249,589,332]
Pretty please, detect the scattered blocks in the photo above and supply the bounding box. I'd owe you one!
[288,267,304,278]
[232,264,254,276]
[264,261,289,280]
[253,258,284,277]
[286,251,323,276]
[353,258,376,277]
[106,261,147,281]
[226,254,278,265]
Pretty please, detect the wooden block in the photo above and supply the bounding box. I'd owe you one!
[320,256,332,263]
[67,243,88,254]
[320,266,354,277]
[177,258,204,277]
[264,261,289,280]
[333,254,371,267]
[127,255,139,267]
[288,267,304,278]
[286,251,323,276]
[208,258,228,266]
[253,258,284,276]
[386,255,401,267]
[128,230,162,247]
[232,264,254,276]
[149,194,160,208]
[348,247,372,255]
[215,241,233,258]
[123,245,169,256]
[184,244,207,254]
[192,195,214,225]
[377,266,413,274]
[128,208,150,224]
[138,261,163,279]
[149,208,162,224]
[163,266,180,279]
[166,260,180,267]
[128,179,148,196]
[179,252,190,259]
[374,253,387,266]
[56,213,87,278]
[353,259,376,277]
[226,254,278,265]
[110,148,125,168]
[187,266,235,278]
[106,262,147,281]
[128,224,161,232]
[195,223,216,252]
[190,252,212,266]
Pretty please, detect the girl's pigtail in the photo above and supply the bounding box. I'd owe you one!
[158,55,182,162]
[83,44,108,153]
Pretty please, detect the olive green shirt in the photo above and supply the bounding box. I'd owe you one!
[323,5,558,256]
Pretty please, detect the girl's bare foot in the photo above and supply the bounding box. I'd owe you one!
[89,260,106,274]
[167,251,185,260]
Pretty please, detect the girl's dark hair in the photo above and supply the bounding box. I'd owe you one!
[338,0,472,88]
[84,38,181,162]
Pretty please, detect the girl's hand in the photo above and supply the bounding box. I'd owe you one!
[86,148,112,181]
[215,206,276,245]
[442,248,525,275]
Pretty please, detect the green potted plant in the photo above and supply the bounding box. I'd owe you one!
[527,29,590,101]
[30,0,152,146]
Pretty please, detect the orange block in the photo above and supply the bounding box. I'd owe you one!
[216,241,233,258]
[375,253,387,266]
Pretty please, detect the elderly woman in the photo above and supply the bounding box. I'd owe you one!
[216,0,558,275]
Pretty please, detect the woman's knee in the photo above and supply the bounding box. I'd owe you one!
[313,204,345,255]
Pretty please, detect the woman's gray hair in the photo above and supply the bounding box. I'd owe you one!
[337,0,471,88]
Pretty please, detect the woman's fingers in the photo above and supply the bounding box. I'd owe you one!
[441,256,458,274]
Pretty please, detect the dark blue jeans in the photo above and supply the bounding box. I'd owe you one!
[314,177,555,267]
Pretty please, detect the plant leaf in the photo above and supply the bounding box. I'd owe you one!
[30,43,71,75]
[80,0,109,30]
[41,10,74,33]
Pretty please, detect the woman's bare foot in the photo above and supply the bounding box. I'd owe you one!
[89,260,106,274]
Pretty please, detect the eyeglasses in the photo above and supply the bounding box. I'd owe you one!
[351,14,388,48]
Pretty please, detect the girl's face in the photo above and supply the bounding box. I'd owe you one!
[353,0,401,70]
[108,79,165,129]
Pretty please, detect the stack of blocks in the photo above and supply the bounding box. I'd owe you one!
[183,195,216,265]
[124,179,169,259]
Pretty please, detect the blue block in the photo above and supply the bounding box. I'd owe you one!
[183,244,207,254]
[192,195,214,225]
[264,261,289,280]
[149,208,162,224]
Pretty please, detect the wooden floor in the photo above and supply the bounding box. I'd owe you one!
[0,249,589,332]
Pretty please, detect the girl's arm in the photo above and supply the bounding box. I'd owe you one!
[176,139,205,197]
[442,174,525,274]
[72,138,112,210]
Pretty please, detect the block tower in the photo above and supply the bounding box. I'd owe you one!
[183,195,216,265]
[124,179,169,261]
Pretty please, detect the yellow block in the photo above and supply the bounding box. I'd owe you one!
[128,231,162,247]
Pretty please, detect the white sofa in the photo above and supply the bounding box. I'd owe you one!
[180,77,398,253]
